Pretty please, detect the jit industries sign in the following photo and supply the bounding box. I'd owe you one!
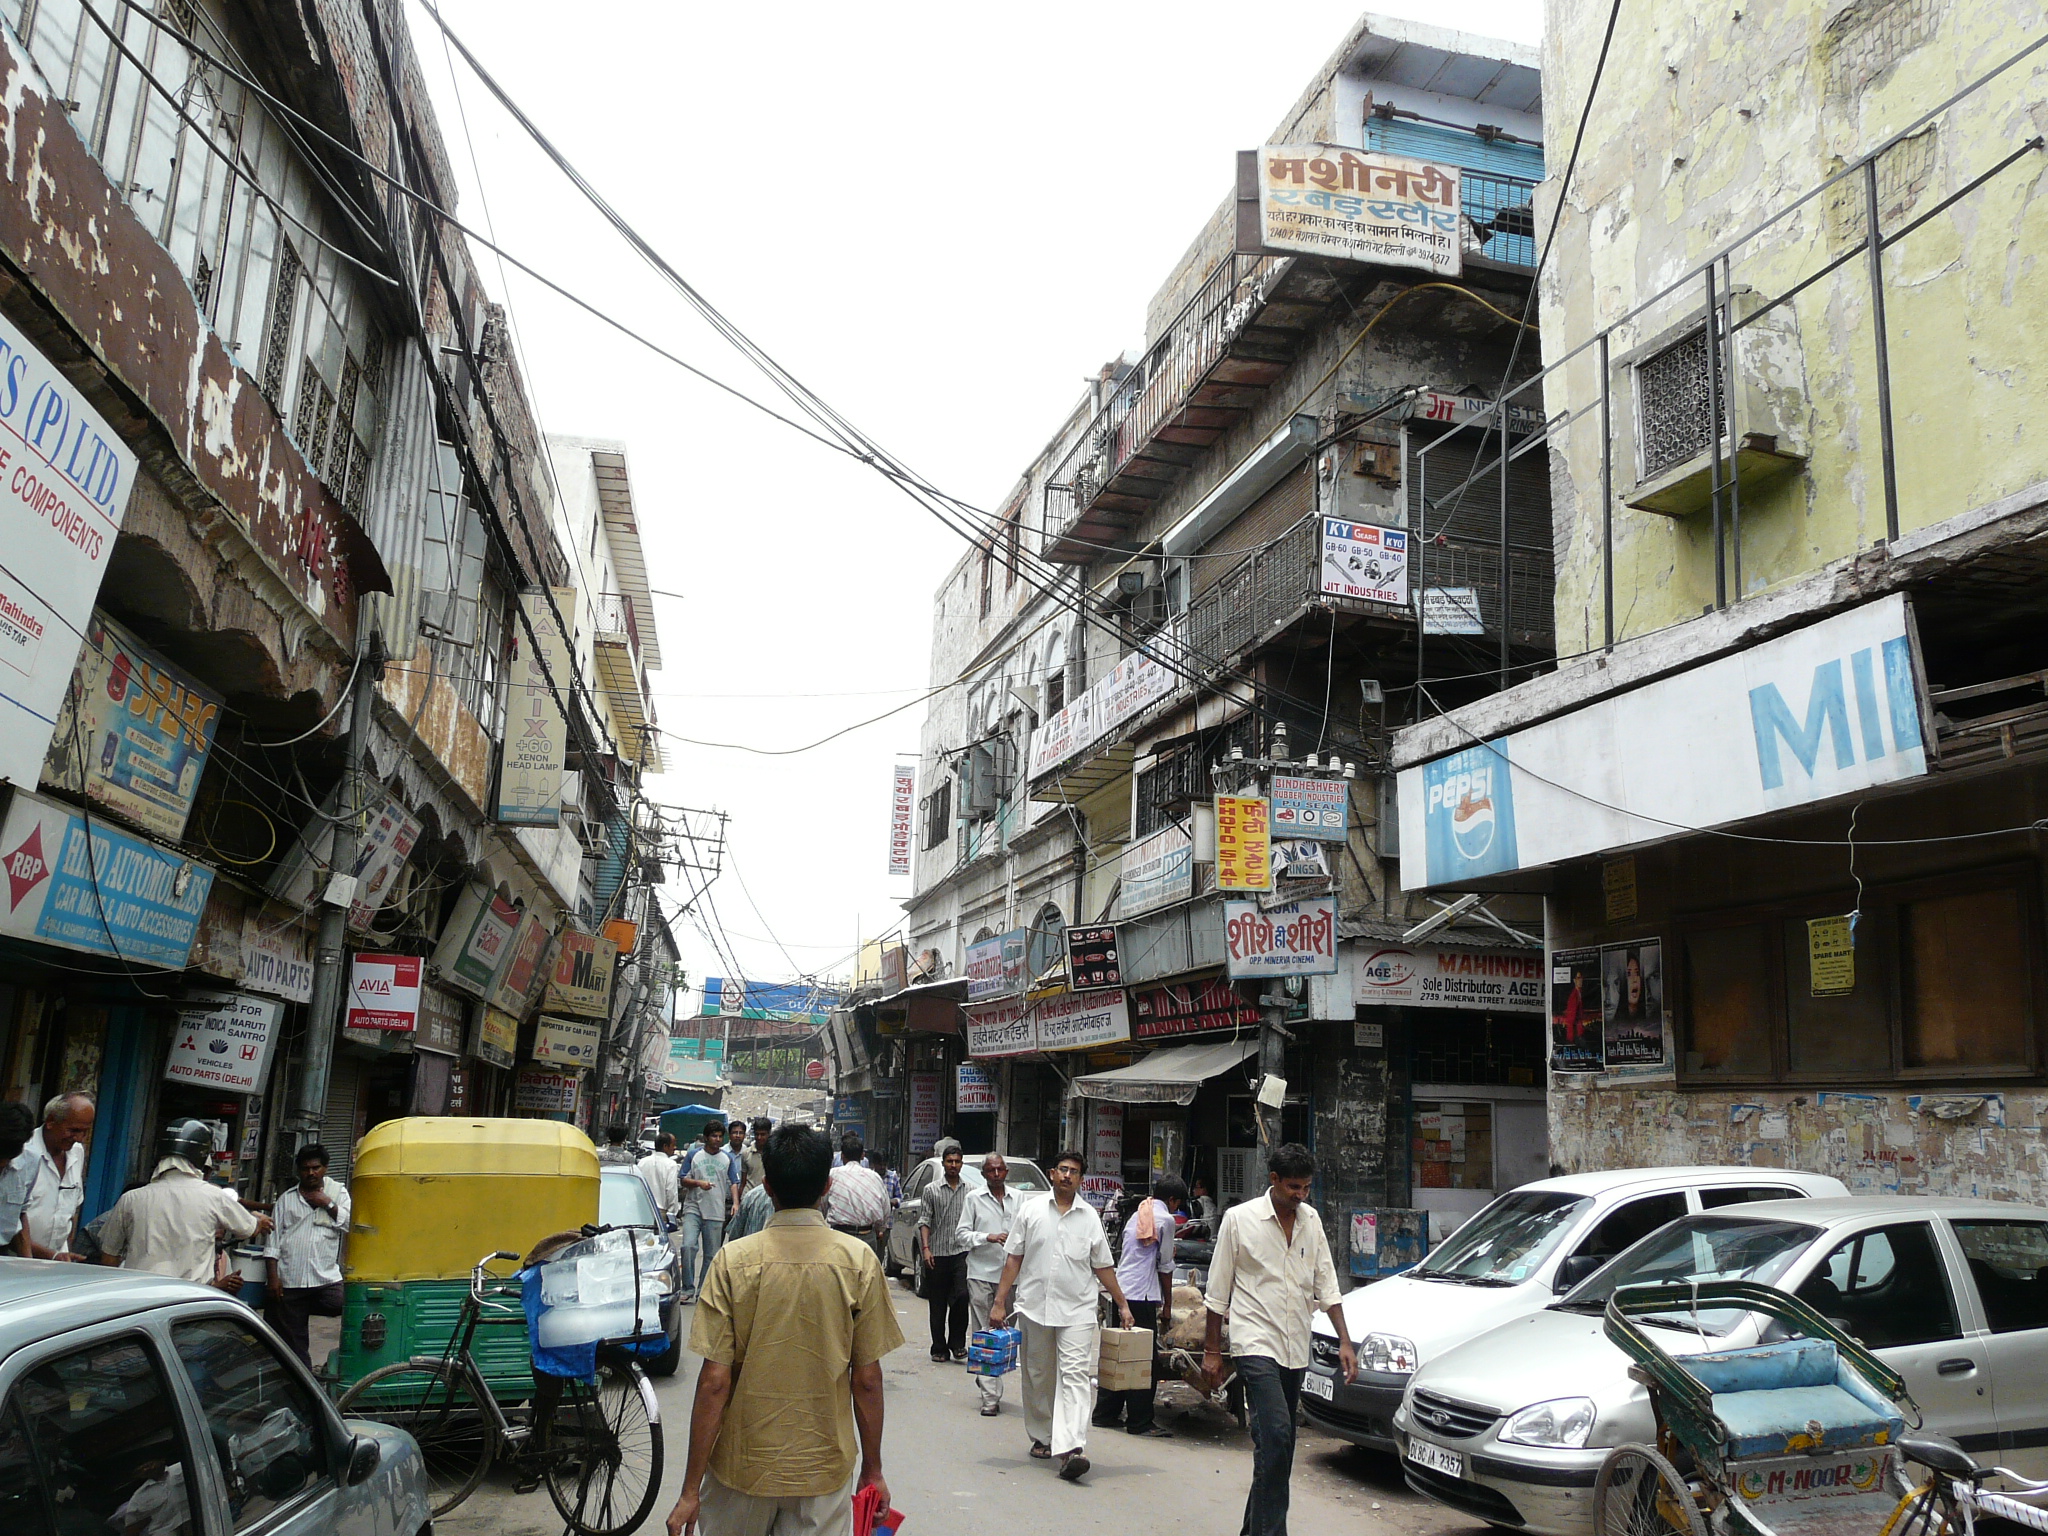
[1398,594,1930,887]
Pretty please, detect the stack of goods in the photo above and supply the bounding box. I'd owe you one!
[965,1326,1021,1377]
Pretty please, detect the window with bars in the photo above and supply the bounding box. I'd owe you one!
[920,780,952,850]
[1133,714,1261,836]
[1635,327,1717,480]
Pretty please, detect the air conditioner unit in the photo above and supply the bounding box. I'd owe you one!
[419,589,478,646]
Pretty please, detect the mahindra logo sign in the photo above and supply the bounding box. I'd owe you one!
[5,825,48,911]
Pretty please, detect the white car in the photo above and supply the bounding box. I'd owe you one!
[1302,1166,1846,1451]
[1396,1195,2048,1535]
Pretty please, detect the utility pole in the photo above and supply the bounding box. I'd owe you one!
[290,637,383,1168]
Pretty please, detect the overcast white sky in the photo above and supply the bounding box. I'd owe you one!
[405,0,1544,1007]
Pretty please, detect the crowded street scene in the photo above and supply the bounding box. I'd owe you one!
[2,1,2048,1535]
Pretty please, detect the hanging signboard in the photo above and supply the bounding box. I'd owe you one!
[415,984,469,1057]
[545,927,619,1019]
[1420,587,1486,635]
[956,1062,998,1114]
[1121,822,1194,917]
[1253,144,1462,275]
[965,927,1028,1002]
[43,609,221,841]
[345,953,422,1033]
[515,1068,580,1115]
[478,1006,520,1069]
[239,911,313,1004]
[496,587,574,826]
[1269,774,1349,842]
[1033,988,1131,1053]
[1063,924,1123,990]
[532,1014,604,1072]
[347,797,422,932]
[486,913,551,1018]
[888,763,915,877]
[1131,975,1263,1040]
[0,788,212,967]
[1319,520,1410,606]
[1807,917,1854,997]
[909,1071,943,1155]
[1223,899,1339,977]
[0,309,139,791]
[965,998,1035,1057]
[1214,795,1273,892]
[164,990,281,1094]
[1354,942,1545,1012]
[432,885,522,1000]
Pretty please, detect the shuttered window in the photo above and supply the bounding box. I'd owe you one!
[1406,424,1551,549]
[1191,464,1316,597]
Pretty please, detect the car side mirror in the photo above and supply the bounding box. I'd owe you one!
[1553,1253,1604,1293]
[345,1434,382,1486]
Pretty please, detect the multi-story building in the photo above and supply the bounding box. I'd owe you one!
[1392,0,2048,1195]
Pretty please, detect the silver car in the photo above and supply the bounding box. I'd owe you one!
[884,1154,1049,1292]
[1397,1196,2048,1535]
[0,1258,430,1536]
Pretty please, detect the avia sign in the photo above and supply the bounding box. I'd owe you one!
[1398,594,1931,887]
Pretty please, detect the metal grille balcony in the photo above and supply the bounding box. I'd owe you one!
[1460,170,1540,269]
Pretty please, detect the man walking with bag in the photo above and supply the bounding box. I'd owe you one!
[958,1153,1023,1416]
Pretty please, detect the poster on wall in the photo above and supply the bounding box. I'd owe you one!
[1319,519,1410,606]
[1214,795,1273,891]
[496,587,574,827]
[544,928,619,1019]
[1600,941,1665,1066]
[0,788,213,967]
[956,1062,997,1114]
[908,1071,943,1155]
[1549,947,1604,1072]
[163,991,282,1094]
[346,953,422,1033]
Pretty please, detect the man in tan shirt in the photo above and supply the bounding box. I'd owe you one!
[667,1121,904,1536]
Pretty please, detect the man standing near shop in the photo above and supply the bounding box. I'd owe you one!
[99,1119,272,1282]
[24,1092,93,1261]
[958,1153,1024,1416]
[664,1122,903,1536]
[990,1150,1135,1483]
[824,1136,889,1252]
[1203,1143,1357,1536]
[917,1145,973,1363]
[1096,1175,1185,1438]
[639,1132,682,1234]
[265,1144,351,1370]
[677,1120,732,1303]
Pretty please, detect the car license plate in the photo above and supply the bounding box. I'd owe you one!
[1406,1439,1464,1478]
[1302,1371,1334,1401]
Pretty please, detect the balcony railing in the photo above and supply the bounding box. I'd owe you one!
[1460,171,1539,270]
[591,592,643,657]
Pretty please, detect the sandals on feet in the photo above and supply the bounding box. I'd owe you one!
[1029,1441,1051,1460]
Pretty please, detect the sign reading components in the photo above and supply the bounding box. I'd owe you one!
[1398,595,1930,887]
[165,990,282,1093]
[0,311,139,790]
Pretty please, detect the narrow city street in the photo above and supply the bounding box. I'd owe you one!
[427,1287,1480,1536]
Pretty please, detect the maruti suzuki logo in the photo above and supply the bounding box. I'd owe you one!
[5,825,48,911]
[1749,637,1923,791]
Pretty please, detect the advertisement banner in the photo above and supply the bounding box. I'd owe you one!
[888,763,915,877]
[1256,144,1461,274]
[965,927,1027,1002]
[1550,947,1605,1072]
[1120,822,1194,917]
[0,788,212,967]
[533,1015,604,1072]
[1601,940,1666,1068]
[1319,519,1409,606]
[909,1071,943,1155]
[1223,899,1339,977]
[416,984,469,1057]
[1214,795,1273,892]
[515,1069,579,1116]
[1353,943,1544,1013]
[545,928,619,1019]
[239,912,313,1004]
[1064,924,1123,990]
[487,913,551,1018]
[346,953,422,1033]
[432,886,522,1000]
[1025,630,1180,780]
[965,998,1035,1057]
[1269,774,1349,842]
[1131,975,1262,1040]
[347,796,422,932]
[956,1062,998,1114]
[1033,988,1130,1053]
[1090,1100,1124,1177]
[43,609,221,840]
[478,1007,520,1069]
[1399,594,1931,887]
[497,587,574,826]
[0,309,139,790]
[163,990,281,1094]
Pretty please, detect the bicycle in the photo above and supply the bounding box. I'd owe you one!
[335,1237,665,1535]
[1887,1435,2048,1536]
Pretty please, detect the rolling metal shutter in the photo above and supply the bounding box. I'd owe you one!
[1191,463,1316,597]
[1406,425,1551,551]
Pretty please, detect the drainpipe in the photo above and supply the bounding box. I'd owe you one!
[292,638,384,1154]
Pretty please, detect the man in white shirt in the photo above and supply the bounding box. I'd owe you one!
[957,1153,1025,1416]
[638,1131,682,1229]
[823,1136,889,1250]
[1203,1143,1357,1536]
[0,1100,40,1256]
[991,1149,1135,1483]
[23,1091,93,1260]
[98,1118,270,1285]
[265,1143,352,1368]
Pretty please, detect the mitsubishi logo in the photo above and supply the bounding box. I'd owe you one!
[5,824,48,911]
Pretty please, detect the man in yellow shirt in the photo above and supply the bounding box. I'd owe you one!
[667,1122,905,1536]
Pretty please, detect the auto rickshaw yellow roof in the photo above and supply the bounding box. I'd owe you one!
[352,1116,601,1178]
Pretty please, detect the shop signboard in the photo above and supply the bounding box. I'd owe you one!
[496,587,574,827]
[1120,822,1193,917]
[1353,942,1546,1013]
[1025,632,1179,780]
[1268,774,1349,842]
[240,912,313,1003]
[0,788,212,967]
[1131,975,1262,1040]
[44,609,221,841]
[833,1095,865,1141]
[1398,594,1930,888]
[888,763,915,877]
[347,798,422,932]
[1063,924,1123,990]
[1420,587,1485,635]
[416,984,469,1057]
[533,1015,604,1072]
[964,998,1034,1057]
[345,953,422,1033]
[515,1069,579,1116]
[956,1062,998,1114]
[545,928,619,1019]
[1223,899,1338,977]
[965,927,1027,1002]
[0,307,139,791]
[1318,519,1409,606]
[487,913,552,1018]
[909,1071,943,1155]
[728,1041,823,1087]
[478,1007,520,1069]
[164,990,281,1094]
[1214,795,1273,891]
[1253,145,1461,275]
[1033,988,1130,1053]
[431,885,521,1000]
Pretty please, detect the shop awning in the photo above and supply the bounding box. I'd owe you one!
[1070,1038,1259,1105]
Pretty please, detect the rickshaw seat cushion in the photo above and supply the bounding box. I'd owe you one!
[1685,1338,1839,1394]
[1712,1382,1905,1458]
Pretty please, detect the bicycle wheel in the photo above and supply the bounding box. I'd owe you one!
[544,1358,664,1536]
[337,1360,497,1516]
[1593,1444,1708,1536]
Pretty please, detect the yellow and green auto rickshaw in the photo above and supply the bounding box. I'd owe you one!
[333,1117,600,1398]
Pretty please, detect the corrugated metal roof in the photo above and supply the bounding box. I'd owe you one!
[585,444,663,672]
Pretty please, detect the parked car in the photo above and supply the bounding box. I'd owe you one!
[599,1168,685,1376]
[0,1259,429,1536]
[1303,1165,1847,1452]
[1395,1195,2048,1535]
[884,1154,1049,1291]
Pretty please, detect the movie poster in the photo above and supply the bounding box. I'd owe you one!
[1601,940,1665,1066]
[1550,946,1604,1072]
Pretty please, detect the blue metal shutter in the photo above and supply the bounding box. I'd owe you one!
[1366,119,1543,180]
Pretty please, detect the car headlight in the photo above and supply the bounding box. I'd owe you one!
[1360,1332,1420,1374]
[1499,1397,1598,1449]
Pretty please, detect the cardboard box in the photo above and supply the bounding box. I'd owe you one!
[1097,1325,1154,1391]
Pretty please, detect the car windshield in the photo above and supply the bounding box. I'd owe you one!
[1418,1190,1592,1284]
[600,1172,659,1227]
[922,1159,1050,1193]
[1555,1215,1822,1335]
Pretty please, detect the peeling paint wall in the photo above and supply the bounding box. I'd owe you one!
[376,639,494,815]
